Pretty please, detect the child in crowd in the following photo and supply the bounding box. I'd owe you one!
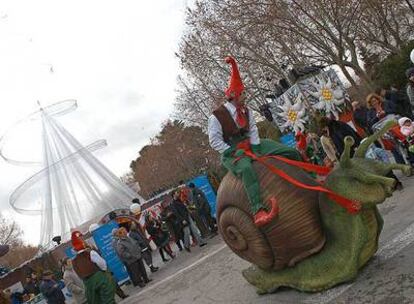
[399,117,414,137]
[398,117,414,153]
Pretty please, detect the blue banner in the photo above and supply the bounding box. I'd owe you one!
[189,175,217,217]
[280,132,296,148]
[64,246,76,260]
[91,221,129,284]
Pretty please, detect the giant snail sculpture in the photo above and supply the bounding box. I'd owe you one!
[216,120,412,294]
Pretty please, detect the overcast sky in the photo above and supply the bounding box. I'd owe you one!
[0,0,191,245]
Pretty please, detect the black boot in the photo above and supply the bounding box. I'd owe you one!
[150,265,159,272]
[176,241,183,251]
[115,285,128,299]
[160,248,169,262]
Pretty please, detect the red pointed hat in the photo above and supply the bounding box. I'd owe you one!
[224,56,245,100]
[71,231,85,252]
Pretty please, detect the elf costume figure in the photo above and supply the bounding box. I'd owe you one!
[208,56,302,227]
[71,231,116,304]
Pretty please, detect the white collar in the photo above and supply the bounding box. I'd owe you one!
[224,102,237,115]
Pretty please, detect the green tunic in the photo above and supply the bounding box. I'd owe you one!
[84,271,116,304]
[221,137,302,213]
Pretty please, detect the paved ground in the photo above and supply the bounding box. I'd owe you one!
[119,173,414,304]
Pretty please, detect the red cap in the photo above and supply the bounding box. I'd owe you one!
[224,56,245,101]
[71,231,85,252]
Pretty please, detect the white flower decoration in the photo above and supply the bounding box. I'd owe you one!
[277,95,307,133]
[308,76,344,119]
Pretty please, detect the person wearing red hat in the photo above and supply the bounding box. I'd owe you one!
[71,231,116,304]
[208,56,302,227]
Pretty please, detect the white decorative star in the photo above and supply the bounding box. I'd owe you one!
[308,76,344,119]
[277,94,307,133]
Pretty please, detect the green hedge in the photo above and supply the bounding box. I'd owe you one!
[373,41,414,89]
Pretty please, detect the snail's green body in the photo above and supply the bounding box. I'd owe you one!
[217,121,411,294]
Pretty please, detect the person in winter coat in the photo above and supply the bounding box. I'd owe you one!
[366,93,388,131]
[39,270,65,304]
[23,274,40,298]
[365,93,408,164]
[378,87,412,118]
[160,202,185,251]
[185,200,210,239]
[170,190,207,252]
[178,183,210,241]
[145,214,175,262]
[188,183,217,235]
[319,117,361,157]
[389,84,413,119]
[113,227,151,287]
[352,101,370,135]
[62,258,86,304]
[376,88,399,115]
[128,222,159,273]
[406,68,414,111]
[9,291,23,304]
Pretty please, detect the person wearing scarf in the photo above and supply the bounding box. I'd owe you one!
[208,56,302,227]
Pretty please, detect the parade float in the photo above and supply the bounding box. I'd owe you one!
[269,69,358,147]
[217,117,412,294]
[215,64,412,293]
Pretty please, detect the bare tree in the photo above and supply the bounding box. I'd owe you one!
[0,214,23,246]
[404,0,414,14]
[174,0,414,126]
[0,213,38,269]
[130,120,220,198]
[0,244,38,269]
[359,0,413,55]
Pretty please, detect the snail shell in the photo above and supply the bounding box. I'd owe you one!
[217,158,326,270]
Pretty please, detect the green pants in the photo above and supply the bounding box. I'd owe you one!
[84,271,116,304]
[222,138,302,214]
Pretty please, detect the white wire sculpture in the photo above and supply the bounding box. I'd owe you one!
[0,100,143,249]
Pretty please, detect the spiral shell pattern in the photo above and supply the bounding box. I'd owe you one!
[217,158,326,270]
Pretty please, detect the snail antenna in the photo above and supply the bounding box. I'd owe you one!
[354,119,397,158]
[340,136,354,168]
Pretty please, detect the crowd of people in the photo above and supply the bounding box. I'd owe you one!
[297,70,414,188]
[77,183,217,304]
[110,183,217,296]
[0,183,218,304]
[0,270,69,304]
